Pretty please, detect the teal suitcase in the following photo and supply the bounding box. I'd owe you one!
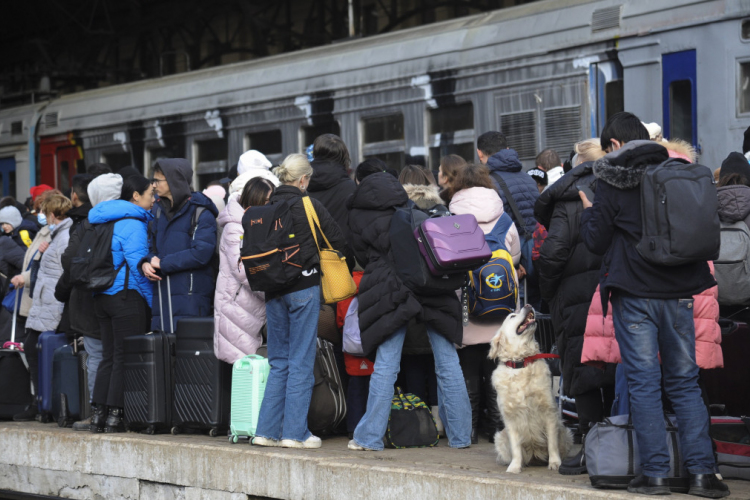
[229,354,269,443]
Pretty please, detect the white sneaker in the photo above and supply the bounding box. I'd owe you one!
[251,436,280,447]
[347,439,377,451]
[280,435,322,449]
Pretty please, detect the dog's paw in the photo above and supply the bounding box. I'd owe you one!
[505,463,522,474]
[548,459,561,471]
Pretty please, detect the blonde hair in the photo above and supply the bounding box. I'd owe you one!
[43,193,72,219]
[273,154,313,185]
[575,138,606,164]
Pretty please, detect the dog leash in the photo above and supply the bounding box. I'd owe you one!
[505,353,560,369]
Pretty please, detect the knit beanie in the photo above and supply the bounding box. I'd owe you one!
[87,174,124,206]
[29,184,53,202]
[237,150,272,175]
[0,206,23,230]
[719,152,750,182]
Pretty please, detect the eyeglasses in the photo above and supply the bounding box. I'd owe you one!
[151,178,168,185]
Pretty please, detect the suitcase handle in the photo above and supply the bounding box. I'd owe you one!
[235,355,268,382]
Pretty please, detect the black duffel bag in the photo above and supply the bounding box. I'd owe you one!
[384,387,439,449]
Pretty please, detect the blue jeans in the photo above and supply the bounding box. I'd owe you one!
[255,286,320,442]
[611,292,715,477]
[82,337,102,404]
[353,325,471,450]
[611,364,630,416]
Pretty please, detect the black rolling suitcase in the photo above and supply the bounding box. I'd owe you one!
[123,277,175,434]
[52,342,81,427]
[0,291,33,419]
[701,318,750,417]
[171,317,231,437]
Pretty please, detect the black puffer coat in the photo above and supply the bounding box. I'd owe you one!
[534,161,614,397]
[308,159,356,247]
[347,173,463,355]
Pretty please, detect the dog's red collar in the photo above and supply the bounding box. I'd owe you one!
[505,353,560,369]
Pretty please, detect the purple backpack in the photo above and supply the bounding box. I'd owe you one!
[415,214,492,276]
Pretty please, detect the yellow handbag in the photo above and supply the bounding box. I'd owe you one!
[302,196,357,304]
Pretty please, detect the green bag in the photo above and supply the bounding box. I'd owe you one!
[384,387,439,449]
[229,354,270,443]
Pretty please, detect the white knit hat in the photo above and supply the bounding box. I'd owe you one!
[88,174,124,206]
[642,122,664,142]
[237,150,272,175]
[0,206,22,230]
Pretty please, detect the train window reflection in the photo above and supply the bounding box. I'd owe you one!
[429,143,475,168]
[428,103,473,135]
[605,80,624,121]
[196,138,228,190]
[740,62,750,114]
[302,122,341,148]
[364,151,405,172]
[742,20,750,40]
[103,152,132,171]
[247,130,282,155]
[669,80,693,142]
[363,114,404,144]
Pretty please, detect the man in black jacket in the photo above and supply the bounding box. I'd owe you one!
[579,112,728,498]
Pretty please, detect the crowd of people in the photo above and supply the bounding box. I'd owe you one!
[1,112,747,498]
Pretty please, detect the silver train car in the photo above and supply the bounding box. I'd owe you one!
[0,0,749,198]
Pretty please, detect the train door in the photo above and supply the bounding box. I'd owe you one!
[589,60,624,136]
[55,146,81,192]
[39,135,83,191]
[662,50,697,146]
[0,157,16,197]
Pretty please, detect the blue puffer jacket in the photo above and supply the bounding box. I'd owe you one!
[88,200,154,306]
[487,149,540,236]
[146,191,218,332]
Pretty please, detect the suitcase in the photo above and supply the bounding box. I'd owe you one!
[229,354,270,443]
[52,343,81,427]
[308,337,347,435]
[711,416,750,481]
[36,331,67,422]
[123,277,175,434]
[415,214,491,275]
[701,319,750,417]
[171,317,232,437]
[0,291,32,419]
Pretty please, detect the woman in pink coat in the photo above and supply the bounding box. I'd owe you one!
[213,178,275,364]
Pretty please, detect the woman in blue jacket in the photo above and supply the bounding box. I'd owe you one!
[89,175,154,433]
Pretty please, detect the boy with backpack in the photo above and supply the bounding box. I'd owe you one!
[579,112,728,498]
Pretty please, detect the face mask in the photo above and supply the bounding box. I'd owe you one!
[48,224,57,231]
[37,213,47,226]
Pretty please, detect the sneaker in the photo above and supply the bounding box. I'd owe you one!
[280,435,322,449]
[13,404,38,422]
[688,474,730,499]
[348,439,378,451]
[251,436,280,447]
[627,475,671,496]
[72,418,92,431]
[558,449,587,475]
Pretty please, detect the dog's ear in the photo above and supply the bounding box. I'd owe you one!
[488,329,506,361]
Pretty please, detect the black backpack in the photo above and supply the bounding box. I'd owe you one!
[637,158,720,266]
[389,206,464,295]
[69,219,134,292]
[240,197,303,293]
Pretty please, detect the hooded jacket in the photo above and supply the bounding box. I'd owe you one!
[87,174,123,207]
[17,226,51,318]
[27,217,73,333]
[0,235,25,277]
[717,184,750,227]
[146,158,218,331]
[308,159,356,247]
[213,194,265,363]
[534,161,614,396]
[88,200,154,305]
[229,169,280,196]
[580,141,715,309]
[347,173,462,355]
[486,149,540,236]
[402,184,445,212]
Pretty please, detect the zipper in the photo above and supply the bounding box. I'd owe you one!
[233,286,241,302]
[189,216,199,295]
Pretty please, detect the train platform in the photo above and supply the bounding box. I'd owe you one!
[1,421,748,500]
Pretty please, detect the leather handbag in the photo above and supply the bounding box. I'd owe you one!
[302,196,356,304]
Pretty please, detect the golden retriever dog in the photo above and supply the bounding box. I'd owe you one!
[488,304,573,474]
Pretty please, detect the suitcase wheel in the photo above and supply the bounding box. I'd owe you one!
[209,427,218,438]
[38,413,52,424]
[229,434,238,444]
[170,426,181,435]
[145,426,155,435]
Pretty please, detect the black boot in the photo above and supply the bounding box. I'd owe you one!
[90,404,107,433]
[464,378,481,445]
[628,475,671,496]
[558,448,587,475]
[104,407,125,433]
[484,377,504,443]
[688,474,730,499]
[13,404,38,422]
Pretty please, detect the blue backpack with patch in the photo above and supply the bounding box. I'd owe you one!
[465,213,518,319]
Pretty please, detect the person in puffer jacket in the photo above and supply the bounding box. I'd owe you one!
[140,159,218,332]
[14,194,73,421]
[213,177,274,364]
[88,175,154,433]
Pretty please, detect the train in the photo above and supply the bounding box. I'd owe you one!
[0,0,749,201]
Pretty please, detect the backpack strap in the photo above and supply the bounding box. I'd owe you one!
[189,207,206,238]
[491,172,530,238]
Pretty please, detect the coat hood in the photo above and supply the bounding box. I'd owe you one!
[237,150,272,175]
[89,199,154,224]
[348,172,408,211]
[66,203,92,224]
[449,187,504,233]
[308,159,350,192]
[0,206,22,230]
[545,165,565,186]
[535,161,596,229]
[487,149,523,173]
[87,173,123,206]
[218,194,243,228]
[717,185,750,223]
[229,169,280,195]
[592,140,669,190]
[156,158,193,212]
[403,184,443,210]
[663,139,697,163]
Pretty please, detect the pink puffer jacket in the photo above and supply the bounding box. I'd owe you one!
[581,263,723,369]
[213,194,265,364]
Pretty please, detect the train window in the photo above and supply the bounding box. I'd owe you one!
[740,62,750,114]
[364,152,405,172]
[428,103,473,135]
[302,122,341,149]
[147,147,174,172]
[363,114,404,144]
[59,161,71,192]
[246,130,282,155]
[196,138,228,189]
[499,111,537,160]
[605,80,624,120]
[743,20,750,40]
[428,143,476,169]
[669,80,693,142]
[103,152,132,171]
[11,122,22,135]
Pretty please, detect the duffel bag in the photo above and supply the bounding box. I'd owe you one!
[385,387,439,449]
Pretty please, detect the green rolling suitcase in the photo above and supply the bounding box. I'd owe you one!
[229,354,269,443]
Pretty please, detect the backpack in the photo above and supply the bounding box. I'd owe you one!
[637,159,720,266]
[389,206,464,296]
[465,213,518,318]
[714,220,750,305]
[240,198,302,293]
[69,219,134,292]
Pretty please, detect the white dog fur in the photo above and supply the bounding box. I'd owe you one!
[488,304,573,474]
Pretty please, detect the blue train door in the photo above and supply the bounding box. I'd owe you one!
[662,50,697,146]
[0,157,16,198]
